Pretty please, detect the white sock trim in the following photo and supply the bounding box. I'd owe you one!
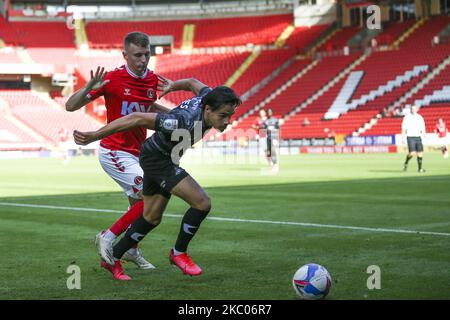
[103,229,117,241]
[172,247,185,256]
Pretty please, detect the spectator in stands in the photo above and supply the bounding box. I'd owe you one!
[302,117,310,127]
[324,127,336,139]
[435,118,448,159]
[402,105,426,172]
[392,108,403,118]
[65,31,171,271]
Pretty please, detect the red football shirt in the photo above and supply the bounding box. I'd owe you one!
[252,117,267,137]
[88,65,158,156]
[435,122,447,138]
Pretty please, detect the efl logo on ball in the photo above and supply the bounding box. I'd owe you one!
[292,263,331,300]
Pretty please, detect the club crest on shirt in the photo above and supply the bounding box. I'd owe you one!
[147,88,156,99]
[134,176,143,185]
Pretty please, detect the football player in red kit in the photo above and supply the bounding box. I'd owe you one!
[435,118,448,158]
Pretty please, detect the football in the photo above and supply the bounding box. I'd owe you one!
[292,263,332,300]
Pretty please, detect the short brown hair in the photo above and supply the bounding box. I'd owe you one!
[124,32,150,48]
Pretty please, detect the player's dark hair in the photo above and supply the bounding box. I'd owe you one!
[202,86,241,111]
[124,32,150,48]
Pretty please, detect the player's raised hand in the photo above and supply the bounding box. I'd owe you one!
[73,130,98,145]
[86,66,110,91]
[156,74,174,99]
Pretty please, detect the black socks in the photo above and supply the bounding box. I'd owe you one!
[113,215,157,260]
[174,208,209,253]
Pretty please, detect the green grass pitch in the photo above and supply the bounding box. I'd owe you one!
[0,152,449,299]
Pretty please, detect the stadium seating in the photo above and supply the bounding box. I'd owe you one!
[360,16,450,136]
[86,20,186,49]
[232,58,312,127]
[285,24,331,54]
[374,20,416,46]
[230,49,293,97]
[317,26,361,51]
[1,12,450,143]
[193,14,292,47]
[0,113,41,145]
[0,19,74,47]
[155,52,250,105]
[230,25,331,97]
[0,89,100,144]
[0,48,22,63]
[280,16,450,139]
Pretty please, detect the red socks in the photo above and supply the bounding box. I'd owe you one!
[109,201,144,236]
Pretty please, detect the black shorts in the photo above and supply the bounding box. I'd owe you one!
[139,150,189,199]
[266,137,272,157]
[407,136,423,152]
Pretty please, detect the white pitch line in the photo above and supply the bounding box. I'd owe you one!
[0,202,449,237]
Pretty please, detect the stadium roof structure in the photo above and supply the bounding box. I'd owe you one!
[6,0,292,20]
[9,0,248,5]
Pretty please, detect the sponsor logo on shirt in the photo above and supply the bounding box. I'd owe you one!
[121,101,153,115]
[162,119,178,131]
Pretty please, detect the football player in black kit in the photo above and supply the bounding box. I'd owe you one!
[263,108,280,173]
[74,78,241,280]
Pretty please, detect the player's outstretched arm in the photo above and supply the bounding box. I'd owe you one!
[66,66,110,112]
[157,75,207,99]
[73,112,157,145]
[151,102,172,113]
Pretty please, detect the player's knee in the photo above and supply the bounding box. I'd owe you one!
[193,195,211,213]
[142,210,163,226]
[144,214,162,226]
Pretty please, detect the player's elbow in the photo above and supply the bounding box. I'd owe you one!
[65,102,75,112]
[65,100,82,112]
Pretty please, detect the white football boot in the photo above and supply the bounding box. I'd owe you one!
[122,248,156,269]
[94,231,115,266]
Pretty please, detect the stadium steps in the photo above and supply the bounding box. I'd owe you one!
[225,49,261,87]
[283,53,368,122]
[0,97,48,143]
[17,47,34,64]
[74,19,89,49]
[391,17,427,49]
[355,54,450,136]
[182,23,195,51]
[300,25,338,58]
[274,24,296,48]
[3,113,49,143]
[234,58,318,125]
[35,91,70,111]
[238,52,297,103]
